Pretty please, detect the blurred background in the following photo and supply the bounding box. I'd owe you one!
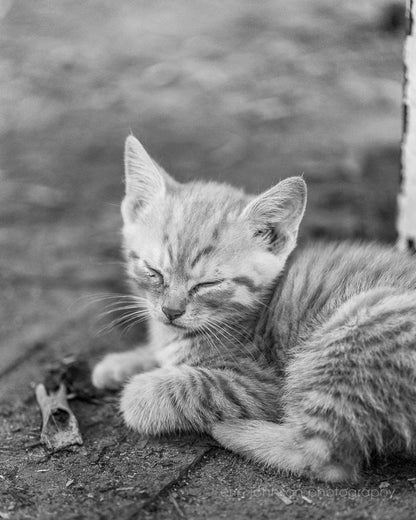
[0,0,406,388]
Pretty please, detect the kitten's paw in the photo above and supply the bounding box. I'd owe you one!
[92,354,129,389]
[92,350,151,390]
[120,370,181,435]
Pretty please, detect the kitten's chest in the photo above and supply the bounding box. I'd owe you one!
[148,319,206,367]
[155,339,193,366]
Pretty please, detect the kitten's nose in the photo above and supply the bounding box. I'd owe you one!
[162,306,185,321]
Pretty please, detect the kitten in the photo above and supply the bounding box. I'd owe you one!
[92,135,416,483]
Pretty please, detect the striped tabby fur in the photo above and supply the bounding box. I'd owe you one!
[92,135,416,483]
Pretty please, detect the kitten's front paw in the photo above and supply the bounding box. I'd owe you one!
[92,355,128,390]
[120,370,180,435]
[92,350,150,390]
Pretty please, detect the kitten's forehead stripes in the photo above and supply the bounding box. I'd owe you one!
[162,235,174,264]
[211,226,220,240]
[190,245,215,269]
[160,186,245,268]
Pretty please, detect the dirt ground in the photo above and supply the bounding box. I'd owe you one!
[1,0,415,518]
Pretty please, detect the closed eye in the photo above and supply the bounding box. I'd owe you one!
[144,264,164,283]
[191,280,224,293]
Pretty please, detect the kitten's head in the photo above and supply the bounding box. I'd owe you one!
[121,135,306,333]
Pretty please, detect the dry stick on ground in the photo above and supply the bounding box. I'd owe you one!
[398,0,416,252]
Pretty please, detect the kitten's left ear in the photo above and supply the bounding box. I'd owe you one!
[242,177,307,250]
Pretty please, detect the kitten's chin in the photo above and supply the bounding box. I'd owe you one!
[155,314,200,334]
[158,317,188,330]
[168,322,187,330]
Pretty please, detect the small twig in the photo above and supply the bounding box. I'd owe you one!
[23,441,42,450]
[276,490,292,505]
[170,496,186,518]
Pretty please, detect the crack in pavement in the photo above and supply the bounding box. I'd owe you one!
[125,446,217,519]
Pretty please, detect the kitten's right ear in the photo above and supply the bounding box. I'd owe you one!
[124,135,165,199]
[122,135,166,221]
[242,176,307,252]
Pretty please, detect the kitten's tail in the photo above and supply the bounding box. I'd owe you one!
[212,419,358,482]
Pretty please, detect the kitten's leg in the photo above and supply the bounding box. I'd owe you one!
[92,346,158,390]
[120,364,278,435]
[213,289,416,482]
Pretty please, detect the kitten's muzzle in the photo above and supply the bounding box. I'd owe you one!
[161,306,185,322]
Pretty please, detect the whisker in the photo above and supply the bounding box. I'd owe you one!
[70,292,137,303]
[97,303,148,318]
[119,315,150,337]
[209,318,256,361]
[106,309,149,326]
[94,314,149,337]
[248,294,272,311]
[202,321,229,366]
[93,305,149,332]
[67,293,145,312]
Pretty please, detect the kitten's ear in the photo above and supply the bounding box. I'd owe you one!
[242,177,307,250]
[124,135,165,200]
[123,135,177,221]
